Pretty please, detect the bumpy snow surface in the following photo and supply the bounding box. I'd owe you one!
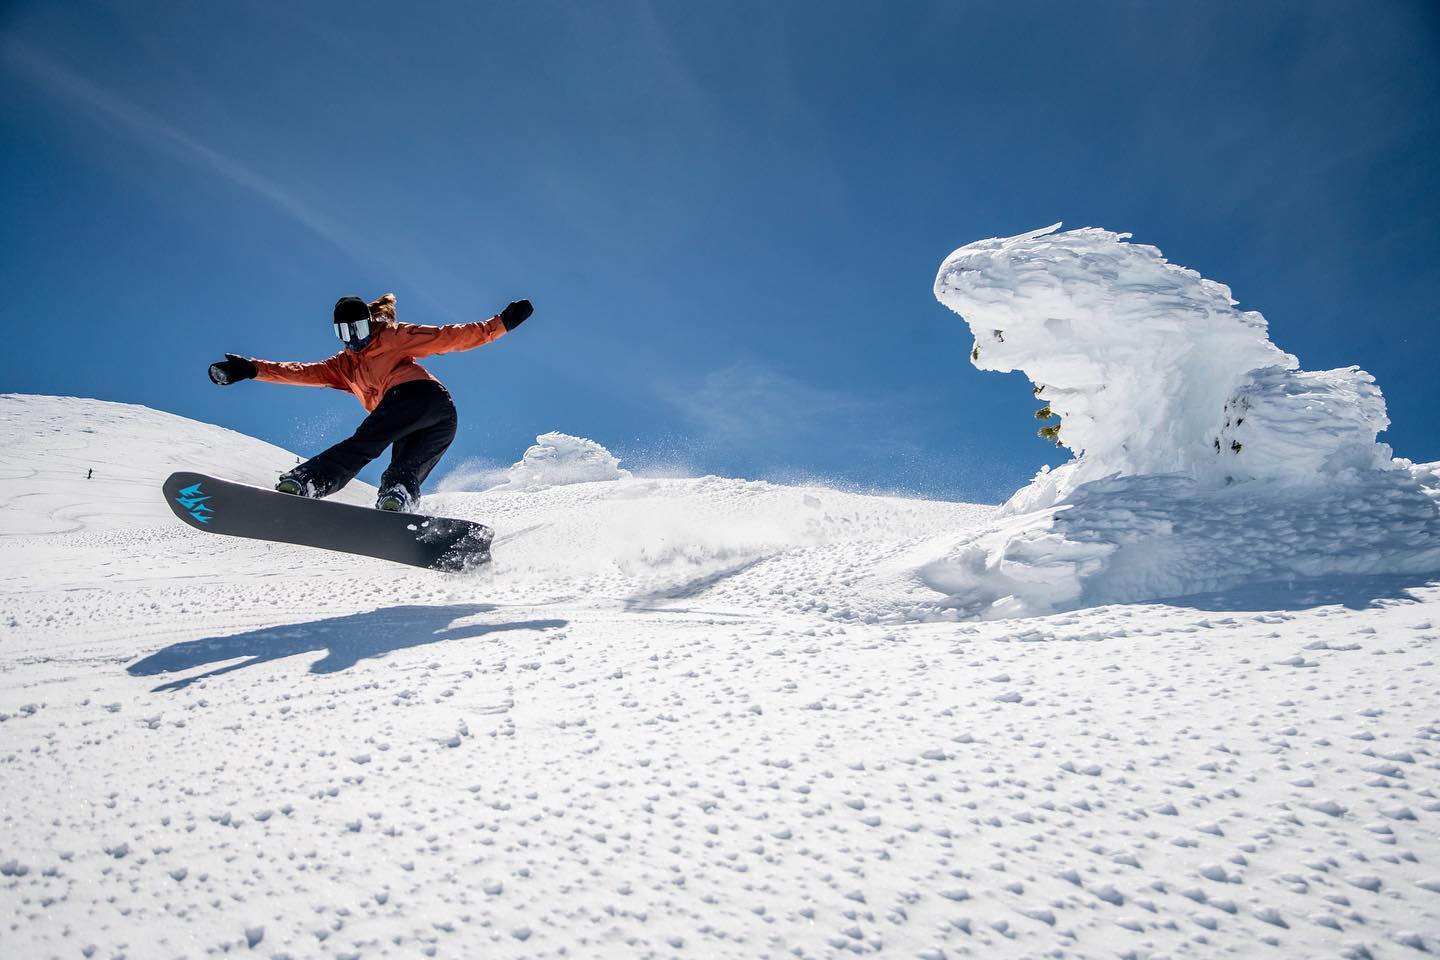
[932,225,1440,618]
[3,392,1440,959]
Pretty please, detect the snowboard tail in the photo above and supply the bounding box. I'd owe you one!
[162,472,492,571]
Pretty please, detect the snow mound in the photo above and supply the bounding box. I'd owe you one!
[493,432,632,491]
[928,226,1440,618]
[916,467,1440,619]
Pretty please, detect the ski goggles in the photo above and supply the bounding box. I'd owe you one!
[334,318,372,344]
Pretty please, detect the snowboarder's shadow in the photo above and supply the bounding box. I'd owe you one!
[128,604,566,692]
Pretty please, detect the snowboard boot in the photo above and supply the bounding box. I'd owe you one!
[376,486,416,513]
[275,474,318,498]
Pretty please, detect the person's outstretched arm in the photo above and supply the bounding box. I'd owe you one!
[208,353,345,389]
[394,300,533,359]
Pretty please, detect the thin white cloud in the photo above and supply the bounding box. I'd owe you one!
[631,0,722,144]
[1,38,385,269]
[665,362,871,443]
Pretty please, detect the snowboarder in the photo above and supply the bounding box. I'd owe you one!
[207,292,532,512]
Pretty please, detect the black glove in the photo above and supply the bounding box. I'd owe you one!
[499,299,533,332]
[209,353,258,386]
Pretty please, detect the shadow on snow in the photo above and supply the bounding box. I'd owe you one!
[1143,573,1439,614]
[128,603,567,692]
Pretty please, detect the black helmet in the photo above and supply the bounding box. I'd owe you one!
[333,295,372,325]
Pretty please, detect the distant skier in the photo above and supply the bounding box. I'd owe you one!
[207,293,532,512]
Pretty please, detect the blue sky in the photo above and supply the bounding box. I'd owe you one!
[3,1,1437,502]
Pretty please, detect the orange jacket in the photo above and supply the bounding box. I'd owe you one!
[251,295,508,411]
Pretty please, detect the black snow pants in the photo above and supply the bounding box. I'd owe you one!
[285,380,457,503]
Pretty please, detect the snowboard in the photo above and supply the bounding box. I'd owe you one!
[162,471,493,571]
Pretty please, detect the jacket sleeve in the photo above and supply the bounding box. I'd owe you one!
[251,355,347,390]
[392,317,508,359]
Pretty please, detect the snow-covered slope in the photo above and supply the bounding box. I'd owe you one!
[3,394,1439,959]
[0,393,375,536]
[930,226,1440,618]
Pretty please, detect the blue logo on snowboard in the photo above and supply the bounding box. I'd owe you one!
[174,482,213,523]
